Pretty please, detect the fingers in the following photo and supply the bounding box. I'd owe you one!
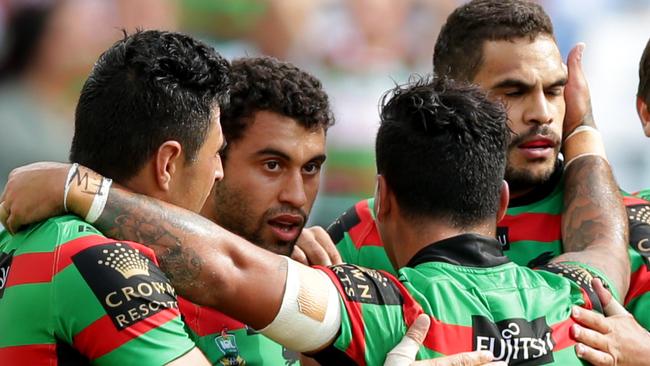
[384,314,430,366]
[567,43,586,81]
[405,314,430,345]
[571,324,610,352]
[575,343,614,366]
[296,226,341,266]
[592,278,613,308]
[311,226,343,265]
[290,246,309,266]
[592,278,629,317]
[572,306,612,334]
[0,201,9,233]
[411,351,498,366]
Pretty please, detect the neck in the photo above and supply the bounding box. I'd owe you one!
[388,215,496,269]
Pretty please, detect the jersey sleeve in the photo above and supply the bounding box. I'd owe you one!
[535,262,614,313]
[51,231,195,365]
[313,264,420,366]
[327,199,397,274]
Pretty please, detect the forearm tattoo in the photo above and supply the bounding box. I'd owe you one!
[563,156,629,292]
[94,189,204,289]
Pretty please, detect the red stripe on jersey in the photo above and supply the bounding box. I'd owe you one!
[579,287,594,311]
[350,201,382,250]
[624,196,649,206]
[0,344,56,364]
[390,274,475,355]
[5,236,158,289]
[73,307,180,359]
[318,266,367,366]
[625,265,650,305]
[550,318,578,350]
[499,213,561,243]
[178,297,245,336]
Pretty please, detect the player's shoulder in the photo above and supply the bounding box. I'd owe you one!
[327,198,379,246]
[534,262,604,313]
[324,263,405,306]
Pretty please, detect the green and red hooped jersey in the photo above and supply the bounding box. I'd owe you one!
[0,215,195,365]
[330,187,650,329]
[178,298,300,365]
[314,234,603,366]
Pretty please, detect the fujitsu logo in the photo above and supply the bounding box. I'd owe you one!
[473,316,555,365]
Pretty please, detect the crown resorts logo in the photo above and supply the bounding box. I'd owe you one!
[97,243,150,279]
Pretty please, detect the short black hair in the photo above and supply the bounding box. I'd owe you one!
[220,56,334,157]
[433,0,554,81]
[638,38,650,105]
[70,30,229,183]
[376,76,508,228]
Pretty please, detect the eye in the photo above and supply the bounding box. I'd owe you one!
[302,162,322,175]
[504,90,524,97]
[546,87,564,97]
[264,161,281,172]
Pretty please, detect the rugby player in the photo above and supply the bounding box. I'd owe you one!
[325,0,650,329]
[0,30,231,364]
[180,56,334,365]
[0,77,613,365]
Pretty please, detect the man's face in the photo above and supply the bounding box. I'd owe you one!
[172,108,225,213]
[472,35,567,193]
[202,110,326,256]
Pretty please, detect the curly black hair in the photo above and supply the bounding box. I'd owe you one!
[70,30,230,183]
[221,56,334,153]
[433,0,554,81]
[376,76,508,227]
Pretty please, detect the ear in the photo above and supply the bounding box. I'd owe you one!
[154,140,183,192]
[637,96,650,137]
[496,180,510,223]
[375,175,392,221]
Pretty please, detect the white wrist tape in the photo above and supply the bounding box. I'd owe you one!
[259,257,341,353]
[564,153,607,169]
[384,335,421,366]
[85,177,112,224]
[63,163,79,213]
[564,125,599,142]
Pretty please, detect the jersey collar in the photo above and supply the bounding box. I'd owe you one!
[405,233,510,268]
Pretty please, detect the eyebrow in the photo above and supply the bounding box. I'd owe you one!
[492,77,568,91]
[255,148,327,164]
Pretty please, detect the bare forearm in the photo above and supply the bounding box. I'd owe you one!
[558,156,629,296]
[90,185,285,328]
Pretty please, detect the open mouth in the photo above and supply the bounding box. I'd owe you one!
[267,214,304,242]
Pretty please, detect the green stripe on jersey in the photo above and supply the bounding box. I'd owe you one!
[95,317,194,366]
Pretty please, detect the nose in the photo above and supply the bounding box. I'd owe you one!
[524,90,553,126]
[279,170,307,208]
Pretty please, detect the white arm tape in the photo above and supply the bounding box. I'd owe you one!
[259,257,341,353]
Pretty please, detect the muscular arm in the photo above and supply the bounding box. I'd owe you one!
[92,184,286,329]
[557,156,629,296]
[553,43,629,297]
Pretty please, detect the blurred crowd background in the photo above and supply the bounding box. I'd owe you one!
[0,0,648,226]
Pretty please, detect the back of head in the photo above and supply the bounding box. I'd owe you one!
[433,0,554,81]
[375,76,508,228]
[220,56,334,157]
[70,30,229,183]
[639,38,650,105]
